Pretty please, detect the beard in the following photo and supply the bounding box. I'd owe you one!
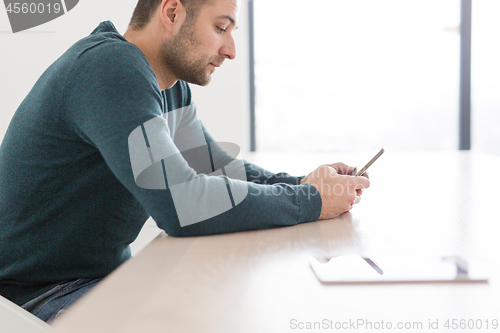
[159,21,221,86]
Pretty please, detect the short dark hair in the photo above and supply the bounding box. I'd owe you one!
[129,0,210,30]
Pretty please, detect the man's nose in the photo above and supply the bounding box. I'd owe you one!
[220,35,236,60]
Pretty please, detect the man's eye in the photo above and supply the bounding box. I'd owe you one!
[216,26,226,34]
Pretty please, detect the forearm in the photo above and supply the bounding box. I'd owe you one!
[244,160,304,185]
[201,126,303,185]
[156,182,322,237]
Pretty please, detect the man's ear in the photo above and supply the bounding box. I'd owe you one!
[159,0,186,35]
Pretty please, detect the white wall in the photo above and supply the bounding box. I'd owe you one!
[0,0,250,153]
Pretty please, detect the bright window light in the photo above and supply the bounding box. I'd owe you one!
[254,0,461,152]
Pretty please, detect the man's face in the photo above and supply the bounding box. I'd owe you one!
[160,0,239,86]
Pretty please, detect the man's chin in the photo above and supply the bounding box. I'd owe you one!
[186,75,211,87]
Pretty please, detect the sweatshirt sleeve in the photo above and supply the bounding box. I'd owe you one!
[200,125,305,186]
[65,42,322,237]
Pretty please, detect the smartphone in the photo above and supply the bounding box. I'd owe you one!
[351,148,384,177]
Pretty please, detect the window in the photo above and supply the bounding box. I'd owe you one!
[253,0,464,152]
[471,0,500,156]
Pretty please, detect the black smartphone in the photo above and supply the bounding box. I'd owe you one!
[351,148,384,177]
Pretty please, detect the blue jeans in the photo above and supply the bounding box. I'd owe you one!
[21,278,101,323]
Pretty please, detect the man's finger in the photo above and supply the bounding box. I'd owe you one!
[337,164,356,175]
[349,196,361,211]
[353,176,370,189]
[327,162,355,175]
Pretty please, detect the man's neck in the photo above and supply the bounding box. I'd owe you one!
[123,27,177,90]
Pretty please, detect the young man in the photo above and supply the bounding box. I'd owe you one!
[0,0,369,322]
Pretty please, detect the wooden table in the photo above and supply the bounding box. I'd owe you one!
[51,151,500,333]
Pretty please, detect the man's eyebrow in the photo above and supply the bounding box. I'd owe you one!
[216,15,239,29]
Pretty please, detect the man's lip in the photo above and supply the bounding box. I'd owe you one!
[210,63,221,67]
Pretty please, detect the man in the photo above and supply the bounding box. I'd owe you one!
[0,0,369,322]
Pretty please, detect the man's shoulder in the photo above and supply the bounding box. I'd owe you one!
[64,37,157,97]
[74,21,140,58]
[72,36,148,70]
[62,22,151,81]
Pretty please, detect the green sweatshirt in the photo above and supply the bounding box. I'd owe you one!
[0,21,322,306]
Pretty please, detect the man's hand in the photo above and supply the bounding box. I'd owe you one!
[301,164,370,220]
[300,162,369,194]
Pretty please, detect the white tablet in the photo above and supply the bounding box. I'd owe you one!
[309,255,488,284]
